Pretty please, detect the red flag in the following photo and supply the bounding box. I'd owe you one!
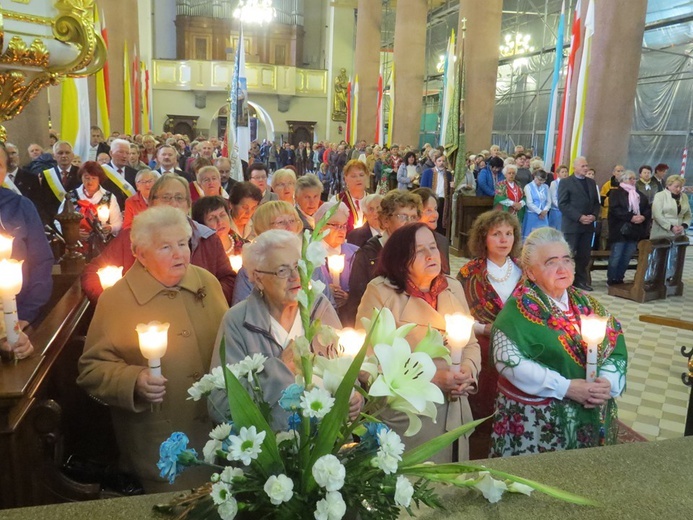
[681,147,688,176]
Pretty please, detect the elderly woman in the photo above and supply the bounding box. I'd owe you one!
[336,159,369,234]
[58,160,122,240]
[229,181,262,246]
[191,196,235,254]
[230,201,335,307]
[397,151,422,190]
[457,210,523,458]
[522,169,551,239]
[210,230,353,429]
[314,201,358,317]
[412,187,450,274]
[346,193,383,248]
[295,174,324,231]
[493,163,525,223]
[342,190,422,327]
[124,169,157,229]
[490,227,627,457]
[77,206,228,492]
[607,170,651,285]
[271,168,297,203]
[420,152,453,234]
[190,165,228,203]
[650,174,691,239]
[81,174,235,305]
[548,164,569,230]
[357,223,481,462]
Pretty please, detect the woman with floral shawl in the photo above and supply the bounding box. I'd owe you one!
[493,164,526,224]
[490,227,627,457]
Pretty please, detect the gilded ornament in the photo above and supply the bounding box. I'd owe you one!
[332,68,348,122]
[0,36,50,68]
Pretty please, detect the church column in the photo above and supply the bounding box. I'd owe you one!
[392,0,427,148]
[353,0,382,144]
[582,0,647,183]
[458,0,503,154]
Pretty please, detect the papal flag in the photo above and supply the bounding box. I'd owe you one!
[94,8,110,136]
[123,42,134,135]
[61,77,90,161]
[543,0,565,170]
[570,0,594,165]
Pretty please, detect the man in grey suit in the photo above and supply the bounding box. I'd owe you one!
[558,156,600,291]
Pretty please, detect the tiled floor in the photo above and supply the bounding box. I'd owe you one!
[449,246,693,442]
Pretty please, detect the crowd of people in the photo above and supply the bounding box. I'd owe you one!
[6,126,683,494]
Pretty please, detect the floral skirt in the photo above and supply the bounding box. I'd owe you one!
[489,393,618,458]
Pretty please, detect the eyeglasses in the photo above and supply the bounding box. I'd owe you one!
[272,218,298,228]
[251,175,267,181]
[255,263,299,279]
[393,214,418,223]
[136,179,155,185]
[153,194,187,203]
[274,182,295,189]
[326,223,348,231]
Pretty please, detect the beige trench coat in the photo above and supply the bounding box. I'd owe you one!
[356,276,481,463]
[77,261,228,492]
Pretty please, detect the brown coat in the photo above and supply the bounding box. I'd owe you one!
[356,275,481,463]
[77,262,228,492]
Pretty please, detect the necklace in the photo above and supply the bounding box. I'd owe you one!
[487,258,514,283]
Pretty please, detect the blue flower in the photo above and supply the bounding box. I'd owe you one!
[157,432,198,484]
[288,412,302,431]
[279,383,305,411]
[361,422,391,450]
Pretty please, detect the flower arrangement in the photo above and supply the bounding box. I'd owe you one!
[155,209,592,519]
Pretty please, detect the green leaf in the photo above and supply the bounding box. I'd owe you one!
[219,337,284,477]
[400,416,490,467]
[414,325,451,363]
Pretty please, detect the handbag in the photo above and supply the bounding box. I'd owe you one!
[619,221,640,240]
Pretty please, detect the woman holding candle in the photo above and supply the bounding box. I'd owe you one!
[209,230,356,429]
[490,227,627,457]
[123,169,158,230]
[457,210,523,458]
[336,160,369,234]
[356,222,480,463]
[57,161,123,241]
[77,206,228,492]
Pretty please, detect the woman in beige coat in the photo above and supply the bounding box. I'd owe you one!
[650,175,691,239]
[77,207,228,493]
[356,223,481,463]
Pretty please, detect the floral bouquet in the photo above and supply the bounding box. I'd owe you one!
[155,210,592,519]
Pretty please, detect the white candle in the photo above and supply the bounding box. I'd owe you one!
[445,313,475,372]
[97,204,110,224]
[580,314,608,383]
[337,328,366,358]
[229,254,243,273]
[136,321,170,377]
[327,254,345,286]
[0,234,13,260]
[97,265,123,290]
[0,259,24,346]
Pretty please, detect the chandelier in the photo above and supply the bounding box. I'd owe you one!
[233,0,276,25]
[499,32,535,57]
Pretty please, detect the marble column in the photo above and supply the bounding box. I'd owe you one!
[392,0,427,148]
[458,0,503,154]
[354,0,382,144]
[581,0,647,184]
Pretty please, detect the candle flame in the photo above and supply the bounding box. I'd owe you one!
[97,265,123,290]
[580,314,608,345]
[0,259,24,296]
[445,313,474,344]
[229,255,243,272]
[0,233,13,260]
[337,328,366,358]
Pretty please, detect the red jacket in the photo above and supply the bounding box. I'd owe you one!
[81,223,235,305]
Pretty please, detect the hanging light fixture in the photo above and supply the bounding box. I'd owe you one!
[499,32,536,57]
[233,0,276,25]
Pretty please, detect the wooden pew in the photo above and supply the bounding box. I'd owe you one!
[453,195,493,256]
[665,234,689,297]
[607,239,670,302]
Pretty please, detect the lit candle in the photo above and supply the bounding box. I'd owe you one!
[0,234,13,260]
[0,259,24,347]
[327,254,345,286]
[354,216,364,228]
[97,204,110,225]
[580,314,608,383]
[229,254,243,273]
[136,321,170,377]
[97,265,123,290]
[445,313,475,372]
[337,328,366,359]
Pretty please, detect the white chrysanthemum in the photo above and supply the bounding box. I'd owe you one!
[203,439,222,463]
[311,454,346,492]
[217,497,238,520]
[276,430,300,453]
[377,429,405,459]
[394,475,414,507]
[264,474,294,505]
[219,466,244,485]
[227,426,266,466]
[211,423,233,441]
[237,353,267,379]
[373,451,399,475]
[211,481,232,505]
[314,491,346,520]
[300,387,335,419]
[187,374,216,400]
[473,472,507,503]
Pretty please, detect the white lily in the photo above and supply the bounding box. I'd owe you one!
[313,356,378,395]
[310,279,326,300]
[360,308,416,347]
[414,326,451,363]
[369,337,444,435]
[305,240,327,267]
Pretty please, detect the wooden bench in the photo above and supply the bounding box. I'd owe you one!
[607,238,671,302]
[587,249,638,286]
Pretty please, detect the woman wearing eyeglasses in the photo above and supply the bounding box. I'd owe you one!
[190,166,229,203]
[270,168,297,203]
[123,169,157,230]
[81,174,235,305]
[209,230,361,429]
